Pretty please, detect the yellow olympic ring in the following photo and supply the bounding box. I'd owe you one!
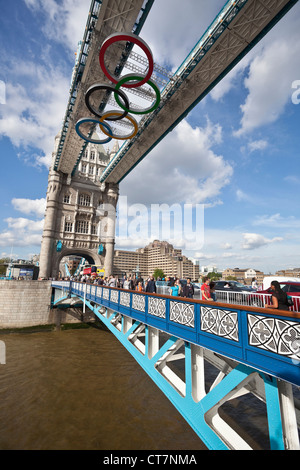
[99,111,139,140]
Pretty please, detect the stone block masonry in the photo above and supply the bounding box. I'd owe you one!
[0,280,98,329]
[0,280,55,329]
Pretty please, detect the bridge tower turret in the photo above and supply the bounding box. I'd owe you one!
[39,135,119,279]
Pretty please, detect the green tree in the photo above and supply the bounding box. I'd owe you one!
[207,272,222,280]
[153,268,165,280]
[0,258,9,276]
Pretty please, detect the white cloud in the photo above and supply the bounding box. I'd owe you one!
[247,139,269,153]
[284,175,300,185]
[221,243,232,250]
[4,217,44,232]
[234,5,300,136]
[253,214,300,229]
[0,230,42,248]
[24,0,90,52]
[0,65,69,168]
[242,233,283,250]
[12,198,46,218]
[120,119,233,206]
[141,0,226,70]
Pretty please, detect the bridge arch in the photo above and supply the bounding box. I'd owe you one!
[51,246,104,279]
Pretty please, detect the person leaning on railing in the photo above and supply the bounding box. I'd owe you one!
[264,280,290,311]
[201,277,214,301]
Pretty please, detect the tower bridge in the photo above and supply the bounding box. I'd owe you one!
[40,0,300,450]
[39,0,299,280]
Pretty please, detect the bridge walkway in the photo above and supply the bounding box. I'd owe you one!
[52,281,300,450]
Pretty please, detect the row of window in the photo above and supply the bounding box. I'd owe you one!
[80,165,102,176]
[83,150,108,161]
[63,194,91,206]
[65,221,98,234]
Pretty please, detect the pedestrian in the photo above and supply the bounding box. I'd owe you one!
[264,280,290,310]
[251,277,258,289]
[170,279,181,296]
[210,281,216,301]
[201,277,213,301]
[182,278,194,298]
[145,275,156,293]
[108,275,116,287]
[136,281,144,292]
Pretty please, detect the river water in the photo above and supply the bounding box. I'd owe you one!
[0,327,208,451]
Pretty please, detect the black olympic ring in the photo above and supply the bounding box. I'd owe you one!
[75,33,161,144]
[84,83,129,121]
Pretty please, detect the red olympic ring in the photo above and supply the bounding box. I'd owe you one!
[99,32,154,89]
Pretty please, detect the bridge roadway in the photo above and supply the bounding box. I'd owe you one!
[53,0,299,181]
[52,281,300,450]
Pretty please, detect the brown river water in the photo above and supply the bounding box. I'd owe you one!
[0,324,282,452]
[0,327,208,451]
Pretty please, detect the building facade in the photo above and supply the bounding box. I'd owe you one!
[39,133,120,279]
[114,240,200,280]
[222,267,264,285]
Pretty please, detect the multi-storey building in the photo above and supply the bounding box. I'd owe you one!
[222,267,264,285]
[114,240,200,280]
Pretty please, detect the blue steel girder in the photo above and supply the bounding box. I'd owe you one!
[99,0,299,184]
[51,281,300,450]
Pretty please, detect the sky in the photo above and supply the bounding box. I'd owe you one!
[0,0,299,274]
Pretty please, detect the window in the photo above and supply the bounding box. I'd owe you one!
[75,220,89,234]
[90,151,95,160]
[63,194,70,204]
[79,194,91,206]
[89,165,94,175]
[64,221,73,232]
[91,224,97,235]
[81,164,87,173]
[288,284,300,293]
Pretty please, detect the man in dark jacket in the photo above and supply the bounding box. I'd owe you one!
[182,278,194,298]
[146,275,156,293]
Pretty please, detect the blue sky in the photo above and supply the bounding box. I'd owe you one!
[0,0,299,274]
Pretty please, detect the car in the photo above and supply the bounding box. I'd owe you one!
[250,281,300,310]
[212,280,255,304]
[213,281,255,292]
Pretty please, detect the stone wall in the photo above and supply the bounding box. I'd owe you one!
[0,280,55,328]
[0,280,95,329]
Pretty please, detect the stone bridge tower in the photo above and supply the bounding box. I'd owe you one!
[39,133,119,279]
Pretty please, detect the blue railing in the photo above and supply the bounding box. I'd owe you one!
[52,281,300,387]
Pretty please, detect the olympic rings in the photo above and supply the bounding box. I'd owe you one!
[75,33,161,145]
[99,33,154,88]
[114,74,161,115]
[99,111,139,140]
[75,118,112,144]
[85,83,129,120]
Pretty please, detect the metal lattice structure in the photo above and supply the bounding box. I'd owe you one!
[52,281,300,450]
[52,0,299,183]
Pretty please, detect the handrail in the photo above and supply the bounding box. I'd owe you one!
[52,281,300,320]
[52,280,300,388]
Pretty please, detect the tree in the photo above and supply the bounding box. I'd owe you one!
[153,268,165,280]
[207,272,222,280]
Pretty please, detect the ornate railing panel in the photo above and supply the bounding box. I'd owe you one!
[52,281,300,387]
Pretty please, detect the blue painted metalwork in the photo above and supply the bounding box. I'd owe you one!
[52,281,299,449]
[54,281,300,387]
